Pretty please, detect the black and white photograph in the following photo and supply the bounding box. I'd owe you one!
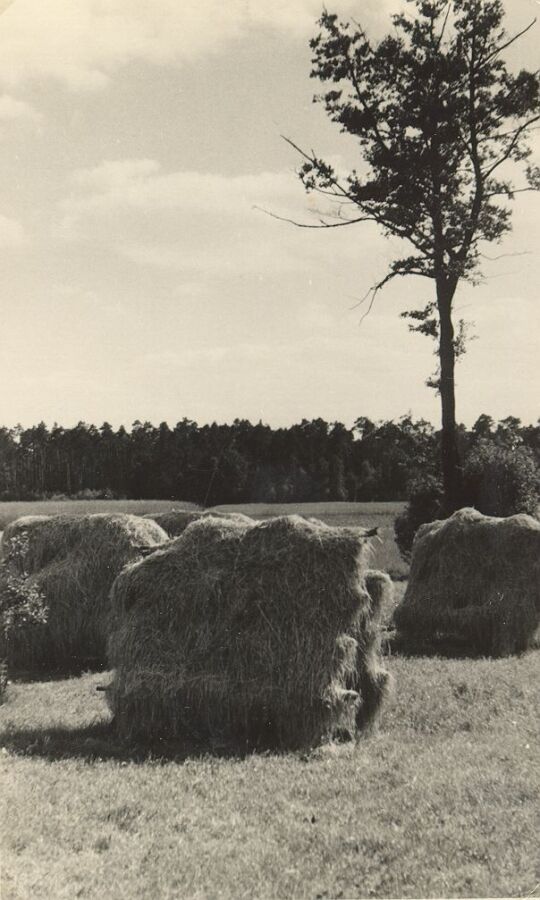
[0,1,539,897]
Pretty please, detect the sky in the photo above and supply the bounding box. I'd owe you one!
[0,0,539,431]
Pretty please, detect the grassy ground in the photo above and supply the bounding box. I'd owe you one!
[0,499,407,579]
[1,651,538,900]
[7,499,535,897]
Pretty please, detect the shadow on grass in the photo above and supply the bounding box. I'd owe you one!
[0,720,263,764]
[383,629,493,660]
[9,667,107,684]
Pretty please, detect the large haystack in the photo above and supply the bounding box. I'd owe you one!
[0,513,169,673]
[143,508,252,538]
[393,508,540,656]
[108,514,390,750]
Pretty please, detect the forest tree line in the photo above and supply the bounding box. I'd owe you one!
[0,415,538,506]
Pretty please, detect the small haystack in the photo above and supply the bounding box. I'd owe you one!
[108,514,390,750]
[393,507,540,656]
[143,508,252,538]
[0,513,168,672]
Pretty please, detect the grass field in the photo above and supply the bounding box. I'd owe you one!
[1,652,538,899]
[0,499,200,531]
[3,498,537,898]
[0,499,407,579]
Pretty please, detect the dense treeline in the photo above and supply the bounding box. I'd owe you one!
[0,415,538,506]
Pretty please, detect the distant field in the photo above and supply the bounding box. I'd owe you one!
[0,499,407,578]
[0,499,199,531]
[213,501,407,578]
[1,651,538,899]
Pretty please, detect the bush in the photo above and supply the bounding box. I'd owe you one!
[0,531,48,699]
[394,475,444,561]
[463,440,539,518]
[394,441,540,562]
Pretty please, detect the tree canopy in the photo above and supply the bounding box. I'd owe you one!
[288,0,540,510]
[0,415,537,505]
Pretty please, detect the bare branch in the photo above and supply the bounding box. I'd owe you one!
[349,285,377,311]
[479,250,531,261]
[254,205,375,229]
[359,288,380,323]
[483,114,540,178]
[358,270,402,323]
[484,121,540,143]
[435,2,452,51]
[484,186,539,198]
[479,18,537,69]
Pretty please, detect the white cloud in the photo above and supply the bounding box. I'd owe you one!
[63,159,308,220]
[0,0,400,90]
[0,213,26,247]
[0,94,41,123]
[119,234,300,277]
[56,157,386,280]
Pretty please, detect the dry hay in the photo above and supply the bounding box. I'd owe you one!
[393,507,540,656]
[143,508,252,538]
[107,514,390,750]
[365,569,394,611]
[0,513,169,673]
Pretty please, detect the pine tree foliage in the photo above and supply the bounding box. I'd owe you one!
[288,0,540,510]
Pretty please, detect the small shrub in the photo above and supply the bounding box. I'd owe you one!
[395,442,540,561]
[394,475,444,561]
[0,532,48,700]
[463,440,539,518]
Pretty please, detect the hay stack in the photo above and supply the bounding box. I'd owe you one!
[107,514,390,750]
[393,508,540,656]
[0,513,168,673]
[365,570,394,611]
[143,508,251,538]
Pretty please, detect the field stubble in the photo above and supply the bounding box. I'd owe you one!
[1,652,538,900]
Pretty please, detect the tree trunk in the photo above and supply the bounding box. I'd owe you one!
[437,281,462,514]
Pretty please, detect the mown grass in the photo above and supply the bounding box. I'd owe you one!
[1,651,538,899]
[0,500,408,578]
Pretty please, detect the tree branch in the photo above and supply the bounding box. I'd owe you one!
[479,250,531,261]
[281,136,353,201]
[254,206,375,229]
[484,186,539,199]
[483,115,540,178]
[458,19,484,264]
[435,2,452,51]
[343,41,393,160]
[282,135,435,257]
[479,18,537,70]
